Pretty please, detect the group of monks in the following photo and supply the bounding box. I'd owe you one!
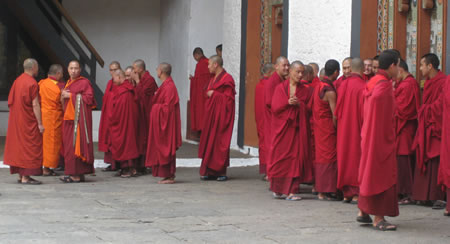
[254,50,450,231]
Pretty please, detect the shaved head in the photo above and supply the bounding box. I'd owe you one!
[23,58,38,71]
[308,62,319,76]
[351,58,364,73]
[209,55,223,67]
[290,60,304,70]
[275,56,288,65]
[133,59,146,70]
[159,62,172,76]
[114,69,125,77]
[48,64,63,75]
[110,61,121,69]
[262,63,274,75]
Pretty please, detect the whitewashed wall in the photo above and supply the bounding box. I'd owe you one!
[222,0,241,149]
[63,0,161,91]
[288,0,352,70]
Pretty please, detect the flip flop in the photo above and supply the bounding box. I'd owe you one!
[342,198,352,204]
[432,200,447,210]
[59,176,80,183]
[356,215,372,224]
[21,178,42,185]
[273,192,286,199]
[217,176,228,181]
[286,195,302,201]
[373,220,397,231]
[43,170,59,177]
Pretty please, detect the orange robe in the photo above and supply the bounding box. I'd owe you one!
[39,77,63,168]
[4,73,43,175]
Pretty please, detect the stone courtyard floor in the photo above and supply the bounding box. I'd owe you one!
[0,166,449,244]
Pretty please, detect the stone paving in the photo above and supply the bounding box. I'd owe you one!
[0,166,449,244]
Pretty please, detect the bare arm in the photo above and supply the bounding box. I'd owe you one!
[325,91,337,127]
[32,97,44,133]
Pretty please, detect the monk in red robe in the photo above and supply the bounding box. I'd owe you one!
[125,66,134,86]
[394,60,420,204]
[268,61,313,200]
[438,75,450,216]
[132,59,158,173]
[412,53,446,209]
[190,48,213,132]
[59,60,96,183]
[264,57,290,178]
[312,59,339,201]
[357,50,399,231]
[39,64,64,177]
[4,58,44,184]
[362,58,374,81]
[372,55,379,74]
[198,55,235,181]
[109,69,140,178]
[98,61,121,172]
[146,63,182,184]
[335,58,366,203]
[334,57,352,90]
[255,63,274,179]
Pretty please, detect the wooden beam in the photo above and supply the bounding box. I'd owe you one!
[416,0,432,82]
[394,0,407,59]
[360,0,378,59]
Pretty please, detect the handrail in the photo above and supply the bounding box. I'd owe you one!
[50,0,104,67]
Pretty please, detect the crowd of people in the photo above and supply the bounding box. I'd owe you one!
[3,46,449,232]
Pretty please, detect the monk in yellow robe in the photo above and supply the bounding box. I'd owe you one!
[39,64,64,176]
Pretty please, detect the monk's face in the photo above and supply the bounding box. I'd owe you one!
[125,68,133,81]
[397,67,406,81]
[112,73,124,86]
[156,66,162,80]
[193,53,201,62]
[372,60,379,74]
[289,64,304,83]
[363,60,372,75]
[133,63,144,76]
[208,60,218,74]
[342,59,352,77]
[419,58,432,78]
[275,59,290,78]
[387,59,400,79]
[109,64,120,77]
[68,61,81,80]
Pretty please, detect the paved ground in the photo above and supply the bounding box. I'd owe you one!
[0,166,449,244]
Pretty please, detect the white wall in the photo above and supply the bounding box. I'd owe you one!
[288,0,352,70]
[63,0,161,91]
[222,0,241,149]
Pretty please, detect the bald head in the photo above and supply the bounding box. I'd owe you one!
[275,56,290,78]
[275,56,288,65]
[159,63,172,76]
[262,63,274,76]
[351,58,364,74]
[23,58,38,71]
[308,62,319,77]
[342,57,352,77]
[288,60,305,83]
[112,69,125,85]
[319,68,326,80]
[133,59,146,76]
[208,55,224,75]
[209,55,223,67]
[303,65,314,82]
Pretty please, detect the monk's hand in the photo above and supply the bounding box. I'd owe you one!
[38,124,45,134]
[207,90,214,97]
[189,75,194,80]
[61,89,71,99]
[288,96,299,106]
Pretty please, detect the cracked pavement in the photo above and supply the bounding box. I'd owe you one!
[0,166,449,243]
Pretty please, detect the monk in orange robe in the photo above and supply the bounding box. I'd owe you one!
[59,60,96,183]
[39,64,65,176]
[4,58,44,184]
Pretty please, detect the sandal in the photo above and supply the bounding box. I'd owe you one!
[373,220,397,231]
[217,176,228,181]
[158,178,175,184]
[21,178,42,185]
[272,192,286,199]
[342,198,352,203]
[59,176,81,183]
[43,169,59,177]
[356,215,373,224]
[102,165,113,172]
[398,197,414,205]
[286,195,302,201]
[432,200,447,210]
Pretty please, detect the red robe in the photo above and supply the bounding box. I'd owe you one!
[438,76,450,212]
[362,73,374,82]
[135,71,158,158]
[312,78,337,193]
[412,71,446,201]
[98,79,115,152]
[358,70,398,217]
[4,73,43,175]
[110,81,140,162]
[333,76,346,91]
[62,76,96,175]
[146,77,182,178]
[268,80,313,195]
[198,70,236,176]
[255,77,268,174]
[335,73,365,197]
[190,56,213,131]
[264,72,284,168]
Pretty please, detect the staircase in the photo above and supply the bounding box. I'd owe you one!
[2,0,104,107]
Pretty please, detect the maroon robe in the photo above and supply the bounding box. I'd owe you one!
[358,70,398,217]
[190,56,213,131]
[255,77,268,174]
[335,73,365,197]
[146,77,182,178]
[264,72,284,170]
[62,76,96,176]
[198,70,236,176]
[412,71,446,201]
[312,78,337,193]
[98,79,118,168]
[333,76,346,91]
[438,76,450,212]
[394,75,420,196]
[135,71,158,165]
[268,80,313,195]
[110,81,140,168]
[362,73,374,82]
